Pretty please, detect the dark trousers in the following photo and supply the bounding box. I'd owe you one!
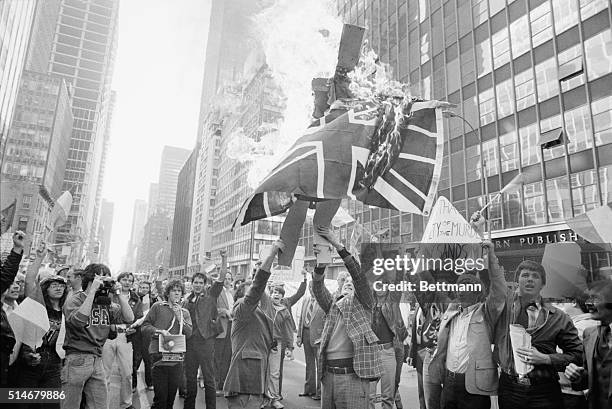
[415,349,427,409]
[17,351,62,409]
[302,328,320,396]
[151,353,183,409]
[184,335,216,409]
[562,394,587,409]
[499,372,564,409]
[132,330,152,388]
[214,327,232,390]
[441,371,490,409]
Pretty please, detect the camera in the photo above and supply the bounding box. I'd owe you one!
[94,277,115,305]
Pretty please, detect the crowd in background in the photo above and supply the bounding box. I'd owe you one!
[1,211,612,409]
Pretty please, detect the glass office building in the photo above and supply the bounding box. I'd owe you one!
[298,0,612,277]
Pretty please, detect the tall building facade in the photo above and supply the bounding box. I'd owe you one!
[137,212,172,272]
[0,0,36,155]
[123,199,147,272]
[24,0,120,262]
[188,0,263,276]
[169,147,197,277]
[97,198,113,264]
[147,182,159,218]
[1,70,73,252]
[157,146,191,217]
[312,0,612,275]
[211,64,285,278]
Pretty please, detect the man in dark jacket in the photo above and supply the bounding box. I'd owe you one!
[0,231,25,387]
[183,251,228,409]
[224,240,285,409]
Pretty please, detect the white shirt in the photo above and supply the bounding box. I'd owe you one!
[223,288,234,314]
[446,304,478,373]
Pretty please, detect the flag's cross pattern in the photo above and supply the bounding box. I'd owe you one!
[233,100,444,229]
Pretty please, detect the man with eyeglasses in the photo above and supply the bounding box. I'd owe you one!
[566,281,612,409]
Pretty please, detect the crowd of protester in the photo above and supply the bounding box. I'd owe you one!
[1,210,612,409]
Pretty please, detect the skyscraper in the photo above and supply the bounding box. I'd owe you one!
[0,0,36,155]
[123,199,147,272]
[147,183,159,218]
[97,198,113,265]
[24,0,120,261]
[313,0,612,276]
[169,147,197,277]
[157,145,191,217]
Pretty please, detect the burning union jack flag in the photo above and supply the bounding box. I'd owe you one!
[232,99,446,229]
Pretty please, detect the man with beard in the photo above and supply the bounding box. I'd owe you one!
[565,281,612,409]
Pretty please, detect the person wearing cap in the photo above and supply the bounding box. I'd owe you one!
[493,258,582,408]
[102,271,143,408]
[17,243,68,406]
[0,231,25,387]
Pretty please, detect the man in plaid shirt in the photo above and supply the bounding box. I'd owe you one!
[311,225,383,409]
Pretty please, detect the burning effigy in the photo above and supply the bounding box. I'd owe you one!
[233,18,453,264]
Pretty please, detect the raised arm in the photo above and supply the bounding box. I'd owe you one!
[25,242,46,301]
[482,240,507,325]
[1,231,25,294]
[233,240,285,320]
[285,271,307,307]
[312,265,334,314]
[209,250,228,299]
[315,225,373,309]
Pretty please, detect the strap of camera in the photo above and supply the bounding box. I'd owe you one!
[165,307,184,335]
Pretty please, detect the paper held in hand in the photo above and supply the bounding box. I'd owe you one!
[509,324,534,376]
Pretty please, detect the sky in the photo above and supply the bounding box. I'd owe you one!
[103,0,211,271]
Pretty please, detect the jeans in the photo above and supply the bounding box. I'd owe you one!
[499,372,563,409]
[18,350,62,409]
[102,332,133,408]
[322,371,371,409]
[441,371,491,409]
[151,353,183,409]
[61,353,108,409]
[184,335,216,409]
[423,349,442,409]
[266,346,282,403]
[369,347,397,409]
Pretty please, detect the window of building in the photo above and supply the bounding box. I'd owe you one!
[520,123,541,167]
[492,28,510,68]
[475,38,492,78]
[541,115,566,161]
[565,105,593,154]
[500,130,519,172]
[524,182,546,225]
[460,47,475,85]
[472,0,488,27]
[584,30,612,81]
[546,176,572,222]
[530,1,553,48]
[592,96,612,146]
[571,169,600,215]
[466,145,482,183]
[443,1,457,45]
[22,194,32,210]
[558,44,585,91]
[439,154,450,190]
[535,57,559,102]
[446,57,461,94]
[496,78,515,119]
[420,28,430,64]
[554,0,579,34]
[483,138,500,176]
[510,15,530,58]
[580,0,609,20]
[17,217,28,232]
[463,95,479,131]
[451,150,466,186]
[515,69,536,111]
[600,165,612,203]
[504,189,522,228]
[479,87,496,126]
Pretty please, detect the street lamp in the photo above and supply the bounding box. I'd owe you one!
[442,110,491,238]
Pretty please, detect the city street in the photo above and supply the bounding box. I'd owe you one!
[111,347,419,409]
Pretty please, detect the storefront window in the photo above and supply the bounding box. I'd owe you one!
[529,1,553,48]
[499,131,519,172]
[592,96,612,147]
[510,15,530,58]
[519,123,541,167]
[571,169,600,216]
[565,105,593,154]
[553,0,579,34]
[524,182,546,225]
[585,30,612,81]
[546,176,572,222]
[535,57,559,102]
[515,69,536,111]
[496,77,515,119]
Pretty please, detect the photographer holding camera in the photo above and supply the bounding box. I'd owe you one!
[61,263,134,409]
